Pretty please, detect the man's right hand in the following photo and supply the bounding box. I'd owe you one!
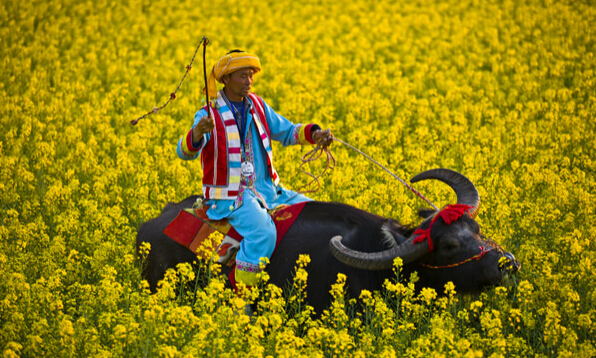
[192,115,215,140]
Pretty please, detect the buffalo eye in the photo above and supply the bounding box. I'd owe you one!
[440,239,460,251]
[468,218,481,234]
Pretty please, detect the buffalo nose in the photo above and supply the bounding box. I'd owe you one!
[501,252,521,273]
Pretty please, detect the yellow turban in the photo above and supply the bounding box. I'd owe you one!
[204,51,261,99]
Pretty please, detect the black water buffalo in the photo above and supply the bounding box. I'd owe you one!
[136,169,519,314]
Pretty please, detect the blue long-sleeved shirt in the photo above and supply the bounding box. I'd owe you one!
[177,92,319,219]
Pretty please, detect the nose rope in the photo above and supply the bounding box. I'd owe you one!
[420,246,498,269]
[334,138,438,210]
[298,137,439,210]
[420,236,508,270]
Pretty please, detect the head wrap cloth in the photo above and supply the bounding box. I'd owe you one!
[204,52,261,99]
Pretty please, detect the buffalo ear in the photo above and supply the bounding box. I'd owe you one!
[381,220,408,248]
[418,208,436,219]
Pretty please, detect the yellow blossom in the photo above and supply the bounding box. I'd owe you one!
[2,0,596,357]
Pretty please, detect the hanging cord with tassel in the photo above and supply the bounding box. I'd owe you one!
[131,37,210,126]
[297,140,336,194]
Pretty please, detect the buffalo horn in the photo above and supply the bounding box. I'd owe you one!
[329,235,429,270]
[328,169,481,270]
[410,168,480,217]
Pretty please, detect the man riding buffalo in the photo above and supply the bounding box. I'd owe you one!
[137,168,521,313]
[136,48,520,313]
[176,49,333,288]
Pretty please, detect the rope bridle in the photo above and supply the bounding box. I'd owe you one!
[420,237,505,269]
[409,204,507,270]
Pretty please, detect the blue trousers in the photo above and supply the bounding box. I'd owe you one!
[230,189,309,274]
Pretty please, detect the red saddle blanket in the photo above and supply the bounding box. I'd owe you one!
[164,202,306,264]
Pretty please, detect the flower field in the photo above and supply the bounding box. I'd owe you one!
[1,0,595,356]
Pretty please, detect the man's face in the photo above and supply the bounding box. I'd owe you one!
[223,67,255,101]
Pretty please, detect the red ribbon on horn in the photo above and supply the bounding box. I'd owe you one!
[412,204,473,251]
[439,204,473,224]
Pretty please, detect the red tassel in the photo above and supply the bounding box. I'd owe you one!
[439,204,472,224]
[412,204,473,253]
[413,228,434,251]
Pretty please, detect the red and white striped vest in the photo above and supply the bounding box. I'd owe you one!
[201,92,280,200]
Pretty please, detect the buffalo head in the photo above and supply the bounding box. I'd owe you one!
[329,168,520,293]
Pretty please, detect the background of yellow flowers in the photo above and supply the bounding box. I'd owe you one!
[1,0,595,356]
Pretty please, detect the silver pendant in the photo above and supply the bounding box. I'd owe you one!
[241,161,255,177]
